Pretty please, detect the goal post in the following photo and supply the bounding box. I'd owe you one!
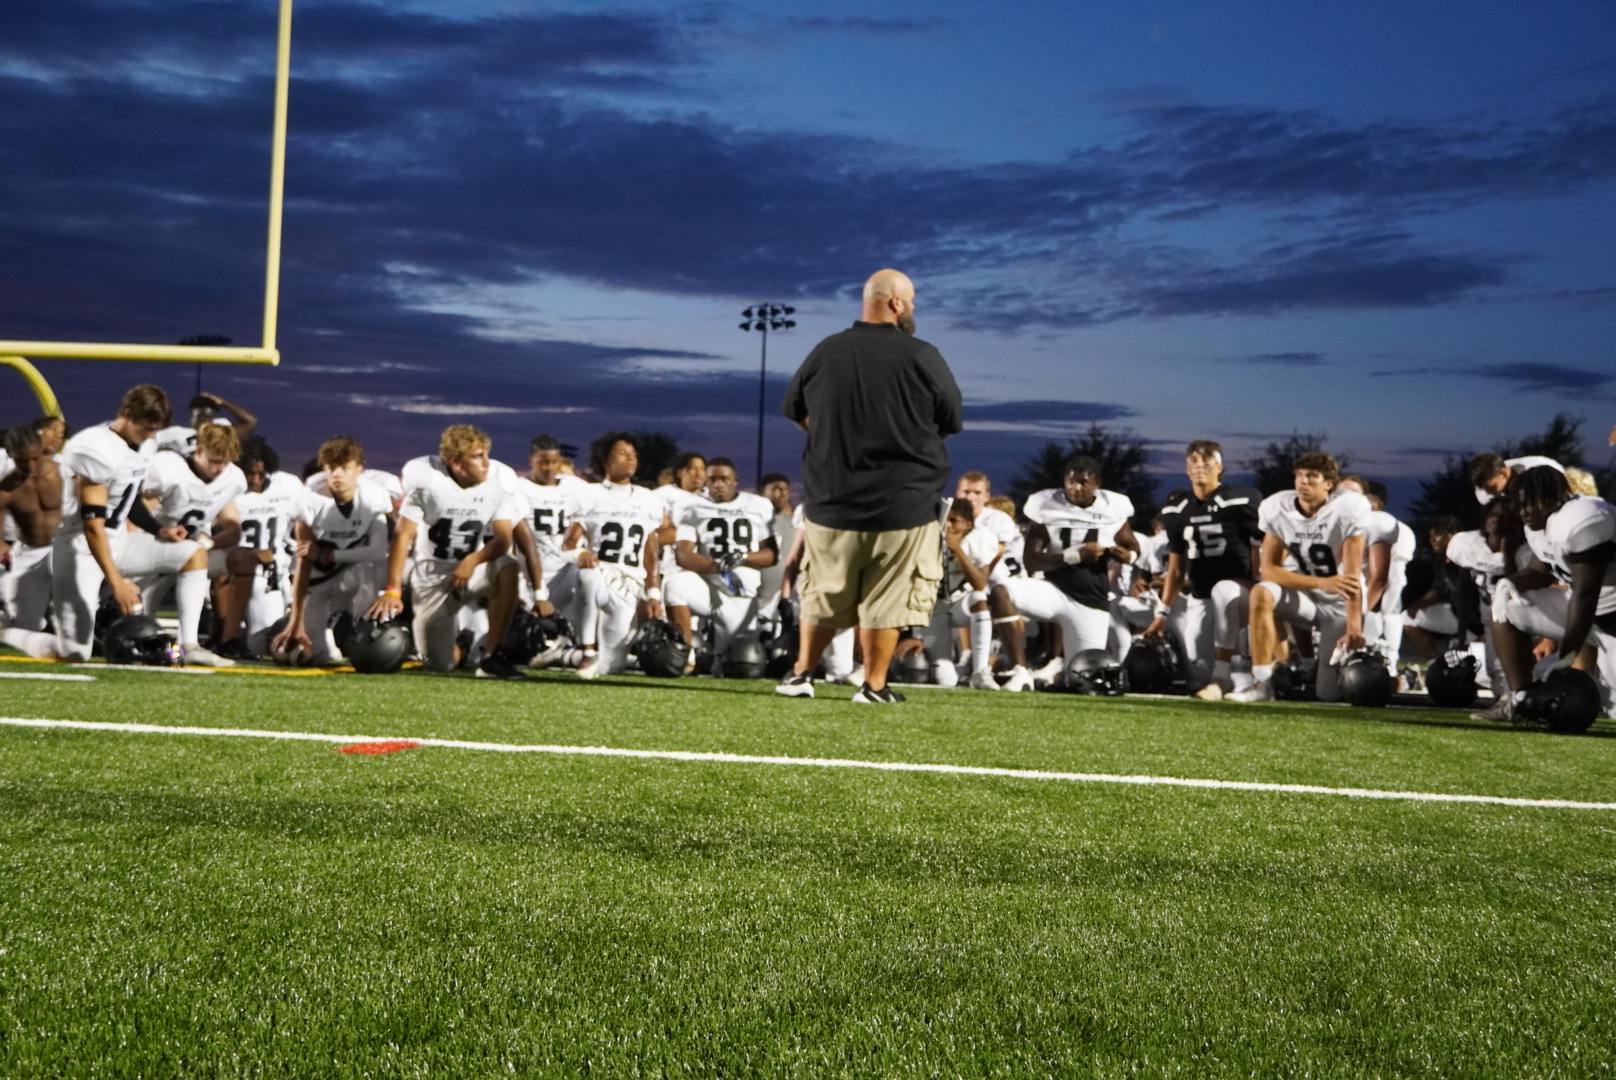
[0,0,293,395]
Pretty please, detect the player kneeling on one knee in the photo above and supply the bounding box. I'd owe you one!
[919,498,999,688]
[369,426,525,679]
[664,457,779,668]
[1230,451,1370,704]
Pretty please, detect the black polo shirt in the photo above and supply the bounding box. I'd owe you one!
[782,321,964,532]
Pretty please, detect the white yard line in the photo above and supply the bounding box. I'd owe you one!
[0,673,95,682]
[2,715,1612,811]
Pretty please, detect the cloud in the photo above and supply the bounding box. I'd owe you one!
[1216,351,1326,366]
[1474,362,1611,394]
[966,400,1134,424]
[0,0,1611,358]
[343,394,598,416]
[780,17,941,35]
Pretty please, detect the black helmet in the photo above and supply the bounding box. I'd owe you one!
[92,598,124,657]
[633,619,690,678]
[497,608,567,667]
[888,650,932,685]
[723,638,768,679]
[1513,668,1603,734]
[1272,658,1318,701]
[1337,649,1393,708]
[1066,649,1128,695]
[1122,639,1177,694]
[328,610,358,655]
[345,617,412,674]
[1425,651,1480,708]
[103,614,182,666]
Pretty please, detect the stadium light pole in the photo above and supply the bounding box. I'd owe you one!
[739,304,795,489]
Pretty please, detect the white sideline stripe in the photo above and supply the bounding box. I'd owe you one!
[0,673,95,682]
[5,716,1614,811]
[69,663,216,675]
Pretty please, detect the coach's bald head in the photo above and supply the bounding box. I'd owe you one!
[861,269,917,335]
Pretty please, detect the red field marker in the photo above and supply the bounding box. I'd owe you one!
[337,740,420,755]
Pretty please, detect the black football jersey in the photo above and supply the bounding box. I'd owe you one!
[1160,484,1262,599]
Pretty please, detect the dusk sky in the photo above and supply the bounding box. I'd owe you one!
[2,0,1613,506]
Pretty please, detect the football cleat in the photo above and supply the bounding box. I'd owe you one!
[181,643,236,669]
[967,670,1000,691]
[1001,666,1035,693]
[212,638,260,662]
[575,659,602,681]
[1470,695,1513,723]
[1193,682,1225,701]
[476,653,527,681]
[1032,657,1064,685]
[851,682,905,704]
[774,671,815,698]
[1227,681,1274,703]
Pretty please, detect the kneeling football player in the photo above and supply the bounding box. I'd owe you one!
[369,426,525,678]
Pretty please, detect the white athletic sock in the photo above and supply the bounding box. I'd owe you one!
[970,610,993,675]
[1253,663,1273,685]
[176,569,209,646]
[3,627,61,659]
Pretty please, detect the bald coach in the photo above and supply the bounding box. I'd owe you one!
[777,269,964,703]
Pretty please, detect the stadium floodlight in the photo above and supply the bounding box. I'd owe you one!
[738,302,796,489]
[0,0,294,417]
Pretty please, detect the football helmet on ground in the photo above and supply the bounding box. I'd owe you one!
[1425,651,1480,708]
[1512,668,1602,734]
[634,619,690,678]
[1066,649,1128,696]
[103,615,183,666]
[345,618,412,674]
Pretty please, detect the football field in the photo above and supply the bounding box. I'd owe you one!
[2,660,1614,1077]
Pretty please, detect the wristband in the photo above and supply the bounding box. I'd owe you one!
[1062,547,1084,565]
[381,588,402,599]
[1117,547,1137,564]
[643,586,662,601]
[1153,600,1171,618]
[196,534,215,551]
[534,585,550,602]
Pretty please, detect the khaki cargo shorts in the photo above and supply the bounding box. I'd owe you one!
[798,518,943,631]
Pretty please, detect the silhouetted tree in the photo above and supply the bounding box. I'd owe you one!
[1008,424,1157,529]
[1243,432,1350,496]
[1410,414,1597,532]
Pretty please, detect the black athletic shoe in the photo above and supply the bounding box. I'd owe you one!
[851,682,905,704]
[476,653,527,681]
[774,671,815,698]
[213,638,261,662]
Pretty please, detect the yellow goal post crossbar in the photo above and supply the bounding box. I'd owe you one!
[0,0,292,406]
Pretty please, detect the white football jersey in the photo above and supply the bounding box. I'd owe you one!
[296,480,392,558]
[1023,488,1133,549]
[654,483,706,521]
[512,472,588,565]
[305,467,404,510]
[676,491,775,593]
[0,448,11,481]
[1475,455,1564,505]
[1257,489,1372,580]
[1366,510,1416,563]
[58,423,158,537]
[944,523,1001,599]
[142,450,248,538]
[237,471,303,594]
[972,506,1017,575]
[399,463,521,577]
[568,481,665,582]
[1445,530,1506,589]
[1525,496,1616,615]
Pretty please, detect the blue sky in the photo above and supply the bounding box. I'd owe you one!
[2,0,1613,503]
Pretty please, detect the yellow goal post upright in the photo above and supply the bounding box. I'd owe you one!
[1,0,294,420]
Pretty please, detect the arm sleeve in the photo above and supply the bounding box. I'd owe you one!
[923,347,965,437]
[781,352,814,423]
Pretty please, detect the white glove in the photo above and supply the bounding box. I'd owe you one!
[1490,578,1520,624]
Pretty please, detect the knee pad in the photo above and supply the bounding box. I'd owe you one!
[1210,578,1246,606]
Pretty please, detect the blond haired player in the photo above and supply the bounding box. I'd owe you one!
[371,426,524,678]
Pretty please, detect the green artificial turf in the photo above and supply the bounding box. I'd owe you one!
[1,658,1614,1077]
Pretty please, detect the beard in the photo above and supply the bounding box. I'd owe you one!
[897,311,916,335]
